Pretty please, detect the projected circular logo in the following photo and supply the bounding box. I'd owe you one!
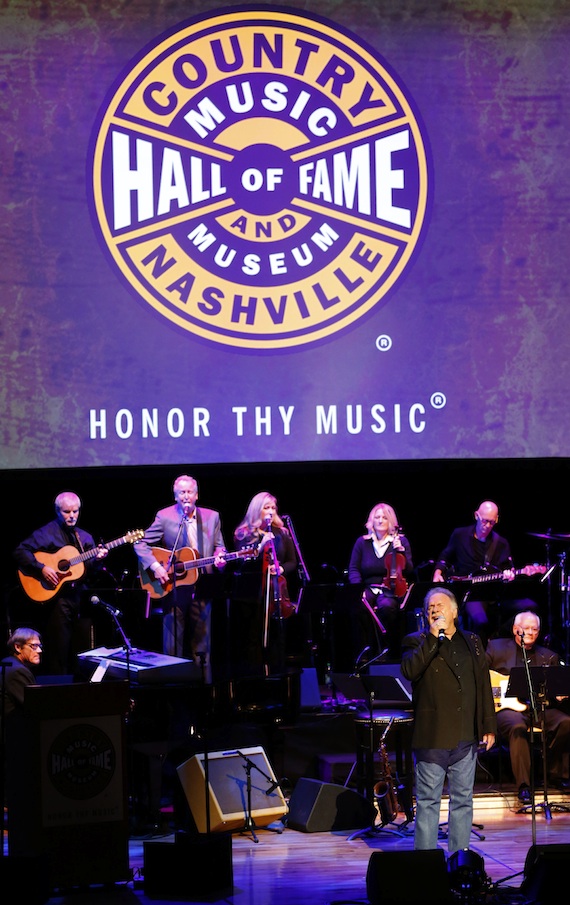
[89,7,430,349]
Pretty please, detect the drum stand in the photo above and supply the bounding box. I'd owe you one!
[559,551,570,664]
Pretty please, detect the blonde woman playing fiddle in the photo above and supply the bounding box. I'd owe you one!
[232,492,297,675]
[348,503,414,661]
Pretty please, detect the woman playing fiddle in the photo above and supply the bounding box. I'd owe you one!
[232,492,298,676]
[348,503,414,661]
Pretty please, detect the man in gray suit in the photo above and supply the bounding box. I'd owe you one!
[135,475,226,676]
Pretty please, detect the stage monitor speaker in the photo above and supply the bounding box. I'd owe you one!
[367,850,453,905]
[521,843,570,903]
[144,832,233,899]
[177,745,287,833]
[287,777,376,832]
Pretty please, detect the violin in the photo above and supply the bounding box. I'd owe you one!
[262,527,296,619]
[382,532,408,598]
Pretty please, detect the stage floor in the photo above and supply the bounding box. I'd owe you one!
[10,786,570,905]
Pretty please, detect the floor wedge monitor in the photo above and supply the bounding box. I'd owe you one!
[177,746,287,833]
[287,777,376,832]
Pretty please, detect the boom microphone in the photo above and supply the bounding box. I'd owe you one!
[91,595,122,618]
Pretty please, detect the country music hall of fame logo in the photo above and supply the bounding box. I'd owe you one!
[89,6,431,350]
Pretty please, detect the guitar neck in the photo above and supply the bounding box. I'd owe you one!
[181,549,250,570]
[70,534,131,567]
[471,568,523,584]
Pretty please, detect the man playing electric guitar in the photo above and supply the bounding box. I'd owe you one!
[432,500,540,645]
[134,474,227,675]
[13,491,109,675]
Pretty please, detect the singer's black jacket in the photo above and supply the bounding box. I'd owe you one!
[401,629,496,749]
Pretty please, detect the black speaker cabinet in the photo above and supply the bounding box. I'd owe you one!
[521,843,570,903]
[287,777,376,832]
[0,856,50,905]
[177,745,287,833]
[367,850,453,905]
[144,832,233,900]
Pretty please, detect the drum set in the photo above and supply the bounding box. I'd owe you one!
[527,530,570,661]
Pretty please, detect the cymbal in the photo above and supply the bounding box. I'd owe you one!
[527,532,570,541]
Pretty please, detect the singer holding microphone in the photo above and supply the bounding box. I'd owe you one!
[134,475,226,674]
[401,587,496,853]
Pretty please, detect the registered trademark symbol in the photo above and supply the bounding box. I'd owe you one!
[376,335,392,351]
[430,392,447,409]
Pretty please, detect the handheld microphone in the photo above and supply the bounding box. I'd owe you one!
[91,595,122,618]
[434,615,446,641]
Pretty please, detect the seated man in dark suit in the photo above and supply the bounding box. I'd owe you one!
[486,611,570,802]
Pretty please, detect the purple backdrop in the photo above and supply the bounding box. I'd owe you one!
[1,0,569,469]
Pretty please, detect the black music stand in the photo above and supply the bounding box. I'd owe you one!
[506,666,570,818]
[332,672,413,839]
[297,583,363,681]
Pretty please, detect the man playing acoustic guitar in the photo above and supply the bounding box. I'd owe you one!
[135,474,228,678]
[486,611,570,801]
[13,491,109,675]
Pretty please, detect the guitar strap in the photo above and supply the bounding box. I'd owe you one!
[195,509,203,556]
[483,535,498,569]
[72,529,85,554]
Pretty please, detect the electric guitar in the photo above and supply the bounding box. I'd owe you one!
[489,669,527,713]
[18,529,144,602]
[138,544,258,598]
[450,564,546,584]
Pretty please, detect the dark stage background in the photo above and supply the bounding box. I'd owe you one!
[3,457,569,664]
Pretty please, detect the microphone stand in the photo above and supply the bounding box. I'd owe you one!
[559,551,570,665]
[516,631,540,841]
[235,750,284,843]
[282,514,310,584]
[166,512,187,659]
[91,602,141,829]
[262,520,286,675]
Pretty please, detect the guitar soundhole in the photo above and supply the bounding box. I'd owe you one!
[58,559,71,571]
[174,563,187,577]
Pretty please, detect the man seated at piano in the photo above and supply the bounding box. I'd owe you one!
[486,610,570,801]
[432,500,540,645]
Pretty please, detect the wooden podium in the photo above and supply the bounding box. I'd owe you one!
[6,682,131,890]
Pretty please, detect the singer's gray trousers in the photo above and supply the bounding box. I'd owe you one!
[413,744,477,853]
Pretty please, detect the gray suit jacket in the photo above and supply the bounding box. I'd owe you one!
[135,504,225,573]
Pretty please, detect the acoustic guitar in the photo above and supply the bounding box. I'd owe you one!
[489,669,527,713]
[138,544,258,598]
[18,529,144,602]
